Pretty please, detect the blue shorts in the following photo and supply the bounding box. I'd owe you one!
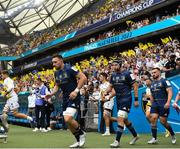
[150,101,169,117]
[116,97,132,113]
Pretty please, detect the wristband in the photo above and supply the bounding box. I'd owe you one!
[134,97,138,101]
[74,88,80,93]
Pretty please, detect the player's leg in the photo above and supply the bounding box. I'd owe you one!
[110,100,132,147]
[148,113,158,144]
[147,101,159,144]
[12,110,32,121]
[159,107,176,144]
[110,110,127,148]
[145,102,152,123]
[63,107,85,148]
[110,117,117,122]
[103,100,116,136]
[102,109,111,136]
[0,104,9,133]
[10,96,33,121]
[124,119,139,145]
[160,116,176,144]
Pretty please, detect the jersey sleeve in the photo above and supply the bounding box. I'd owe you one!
[126,71,136,86]
[69,66,79,77]
[54,71,59,84]
[163,79,171,89]
[109,75,114,86]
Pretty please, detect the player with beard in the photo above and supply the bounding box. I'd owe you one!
[45,55,87,148]
[104,60,139,147]
[147,67,176,144]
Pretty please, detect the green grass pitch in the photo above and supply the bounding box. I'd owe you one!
[0,125,179,148]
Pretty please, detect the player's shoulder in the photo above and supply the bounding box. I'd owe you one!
[64,64,78,72]
[160,78,171,86]
[64,63,72,69]
[122,70,131,75]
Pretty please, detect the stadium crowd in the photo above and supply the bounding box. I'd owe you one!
[1,37,179,95]
[1,0,179,56]
[0,36,179,132]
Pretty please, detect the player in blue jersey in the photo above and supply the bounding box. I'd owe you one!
[104,60,139,148]
[147,67,176,144]
[173,88,180,111]
[45,55,87,148]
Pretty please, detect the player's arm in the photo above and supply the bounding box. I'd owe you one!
[173,91,180,108]
[162,62,173,72]
[105,83,116,101]
[133,82,139,107]
[164,80,173,109]
[69,71,87,100]
[149,93,154,103]
[104,83,113,95]
[174,91,180,104]
[108,87,116,99]
[45,84,59,100]
[76,72,87,91]
[164,87,173,109]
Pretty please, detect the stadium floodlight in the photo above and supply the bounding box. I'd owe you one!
[32,0,45,8]
[0,0,45,19]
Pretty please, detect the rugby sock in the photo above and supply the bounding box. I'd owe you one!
[151,126,157,139]
[77,126,84,135]
[126,123,137,137]
[116,125,124,142]
[163,124,175,136]
[73,131,80,142]
[73,126,84,142]
[106,127,110,133]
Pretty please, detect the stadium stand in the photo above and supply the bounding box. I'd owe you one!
[2,0,178,56]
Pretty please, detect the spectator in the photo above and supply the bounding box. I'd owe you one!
[33,78,50,133]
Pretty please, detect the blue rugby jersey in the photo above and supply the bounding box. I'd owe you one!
[110,70,135,99]
[150,78,171,102]
[54,64,79,99]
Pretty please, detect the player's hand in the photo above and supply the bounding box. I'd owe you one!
[164,102,170,109]
[45,94,52,100]
[173,103,178,109]
[105,95,110,101]
[69,91,78,100]
[134,101,139,107]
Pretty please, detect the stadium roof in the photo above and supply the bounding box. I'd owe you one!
[0,0,92,36]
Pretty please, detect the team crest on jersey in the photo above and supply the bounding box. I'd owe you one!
[158,82,162,87]
[119,76,125,81]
